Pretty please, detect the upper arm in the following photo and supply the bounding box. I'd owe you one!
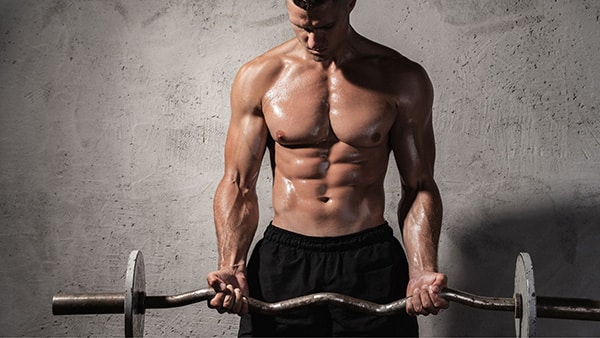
[221,60,273,191]
[390,62,437,191]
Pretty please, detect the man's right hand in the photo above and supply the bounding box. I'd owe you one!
[206,268,249,316]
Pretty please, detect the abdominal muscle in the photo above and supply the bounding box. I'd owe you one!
[270,141,389,237]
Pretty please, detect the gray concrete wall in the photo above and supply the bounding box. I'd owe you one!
[1,0,598,336]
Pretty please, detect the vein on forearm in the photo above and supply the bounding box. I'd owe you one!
[214,175,259,270]
[400,185,442,275]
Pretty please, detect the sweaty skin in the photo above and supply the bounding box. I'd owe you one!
[207,0,449,318]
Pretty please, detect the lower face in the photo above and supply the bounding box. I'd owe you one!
[287,0,351,61]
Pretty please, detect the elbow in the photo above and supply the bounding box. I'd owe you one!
[221,171,256,197]
[402,174,439,196]
[400,176,442,213]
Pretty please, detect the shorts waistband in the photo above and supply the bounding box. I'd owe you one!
[263,222,394,252]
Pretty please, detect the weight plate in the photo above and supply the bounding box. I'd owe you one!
[125,250,145,338]
[514,252,536,337]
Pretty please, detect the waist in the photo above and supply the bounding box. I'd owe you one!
[263,222,394,252]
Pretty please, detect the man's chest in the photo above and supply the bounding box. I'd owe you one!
[261,70,398,148]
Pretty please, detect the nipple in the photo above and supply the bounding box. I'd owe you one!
[371,132,381,143]
[276,130,286,141]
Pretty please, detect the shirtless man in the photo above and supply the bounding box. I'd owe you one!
[207,0,448,336]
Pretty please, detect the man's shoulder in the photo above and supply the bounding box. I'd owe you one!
[231,40,298,108]
[350,38,433,112]
[350,37,429,82]
[236,39,297,83]
[343,46,429,105]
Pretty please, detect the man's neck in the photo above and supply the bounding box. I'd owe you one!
[303,27,359,68]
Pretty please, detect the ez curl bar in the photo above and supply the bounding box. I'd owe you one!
[52,251,600,337]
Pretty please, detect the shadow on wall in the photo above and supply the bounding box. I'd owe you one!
[442,194,600,337]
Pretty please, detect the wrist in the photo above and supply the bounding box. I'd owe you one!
[218,261,247,274]
[408,255,438,274]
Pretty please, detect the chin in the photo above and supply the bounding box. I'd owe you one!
[309,52,330,62]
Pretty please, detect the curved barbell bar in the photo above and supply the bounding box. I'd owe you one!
[147,287,516,315]
[53,287,599,320]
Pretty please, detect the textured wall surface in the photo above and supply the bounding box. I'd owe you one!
[1,0,598,336]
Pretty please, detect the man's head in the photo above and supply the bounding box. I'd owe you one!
[291,0,327,10]
[286,0,357,61]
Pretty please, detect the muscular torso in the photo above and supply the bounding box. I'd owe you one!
[260,40,404,236]
[211,22,443,313]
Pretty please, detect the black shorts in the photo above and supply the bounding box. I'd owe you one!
[238,223,418,337]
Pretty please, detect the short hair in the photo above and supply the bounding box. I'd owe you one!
[292,0,329,10]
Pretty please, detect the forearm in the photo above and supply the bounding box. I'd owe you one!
[399,185,443,276]
[213,177,259,271]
